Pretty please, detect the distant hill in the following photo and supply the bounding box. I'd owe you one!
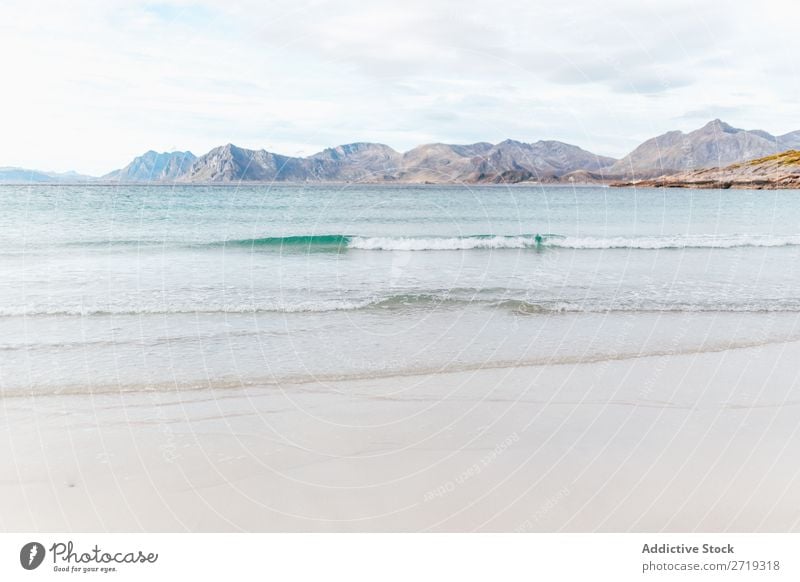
[308,142,402,181]
[607,119,800,179]
[102,150,196,182]
[469,140,615,183]
[0,167,94,184]
[612,150,800,189]
[180,144,309,182]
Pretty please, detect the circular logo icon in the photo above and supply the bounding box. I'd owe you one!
[20,542,46,570]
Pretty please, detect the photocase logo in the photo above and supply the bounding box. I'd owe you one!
[20,542,46,570]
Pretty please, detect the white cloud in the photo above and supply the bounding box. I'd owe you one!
[0,0,798,174]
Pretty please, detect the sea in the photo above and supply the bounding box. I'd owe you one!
[3,183,800,395]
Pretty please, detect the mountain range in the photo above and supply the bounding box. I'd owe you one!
[162,139,616,184]
[6,119,800,185]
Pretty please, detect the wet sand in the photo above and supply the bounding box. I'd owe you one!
[2,340,800,532]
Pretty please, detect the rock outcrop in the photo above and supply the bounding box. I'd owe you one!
[611,150,800,189]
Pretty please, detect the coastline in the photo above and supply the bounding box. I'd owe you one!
[610,180,800,190]
[3,339,800,532]
[6,178,799,189]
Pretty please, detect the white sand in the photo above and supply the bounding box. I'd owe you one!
[2,340,800,532]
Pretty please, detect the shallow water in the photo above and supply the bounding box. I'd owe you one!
[3,183,800,394]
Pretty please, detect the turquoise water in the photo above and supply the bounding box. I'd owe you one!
[3,183,800,394]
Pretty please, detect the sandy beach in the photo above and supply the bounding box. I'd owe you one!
[3,338,800,532]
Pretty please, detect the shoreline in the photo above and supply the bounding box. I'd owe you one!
[3,340,800,532]
[3,333,798,400]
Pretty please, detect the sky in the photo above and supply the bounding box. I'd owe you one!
[0,0,798,175]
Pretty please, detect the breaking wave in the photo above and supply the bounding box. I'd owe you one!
[210,233,800,251]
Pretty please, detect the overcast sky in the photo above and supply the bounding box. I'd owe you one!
[1,0,798,174]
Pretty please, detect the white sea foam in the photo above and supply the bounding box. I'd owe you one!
[345,233,800,251]
[545,234,800,249]
[347,235,541,250]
